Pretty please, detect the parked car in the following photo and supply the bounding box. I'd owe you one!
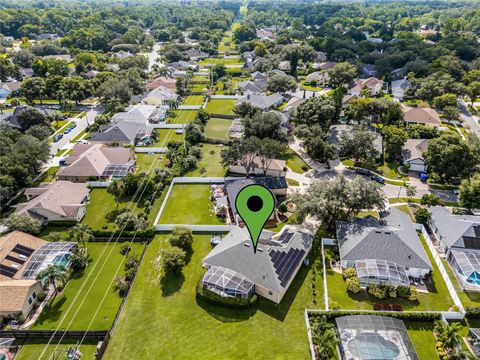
[64,128,71,134]
[355,168,371,176]
[76,139,89,144]
[53,134,63,142]
[419,172,428,182]
[69,124,77,130]
[59,159,67,165]
[370,175,385,184]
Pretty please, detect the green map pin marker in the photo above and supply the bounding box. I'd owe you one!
[235,184,275,253]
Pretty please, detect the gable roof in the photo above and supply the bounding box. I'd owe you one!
[429,206,480,249]
[236,93,284,110]
[251,71,267,81]
[57,144,132,178]
[391,78,410,91]
[283,96,306,112]
[402,139,429,162]
[349,77,384,93]
[89,121,150,144]
[16,181,89,220]
[112,104,157,124]
[203,226,313,298]
[337,207,432,270]
[402,106,441,126]
[145,86,179,102]
[236,80,266,93]
[146,76,176,91]
[306,71,329,82]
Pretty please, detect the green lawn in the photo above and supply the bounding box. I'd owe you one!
[31,242,144,330]
[188,83,208,93]
[406,322,439,360]
[205,99,236,116]
[135,153,167,174]
[71,129,88,143]
[204,117,231,141]
[192,76,209,83]
[34,166,58,185]
[282,150,309,174]
[197,57,243,67]
[15,339,98,360]
[185,143,227,177]
[326,233,454,311]
[104,234,323,359]
[376,161,409,181]
[82,189,156,231]
[158,184,223,225]
[152,129,183,145]
[167,110,198,124]
[182,95,204,106]
[51,120,67,132]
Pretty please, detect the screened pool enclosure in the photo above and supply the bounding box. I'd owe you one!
[202,266,255,299]
[21,241,76,279]
[448,248,480,291]
[354,259,410,287]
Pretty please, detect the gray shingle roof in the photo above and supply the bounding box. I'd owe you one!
[337,207,432,270]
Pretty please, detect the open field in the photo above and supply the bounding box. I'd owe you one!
[31,242,144,330]
[104,234,323,359]
[182,95,204,106]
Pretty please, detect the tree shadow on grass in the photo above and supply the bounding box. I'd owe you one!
[160,271,185,297]
[32,296,67,327]
[195,295,257,323]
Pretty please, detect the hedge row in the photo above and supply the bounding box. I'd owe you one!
[308,310,442,322]
[90,227,155,240]
[195,279,257,308]
[466,306,480,319]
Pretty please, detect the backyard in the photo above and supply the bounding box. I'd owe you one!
[204,117,231,141]
[104,234,323,359]
[166,110,198,125]
[205,99,236,116]
[186,143,226,177]
[158,184,223,225]
[15,339,98,360]
[152,129,183,145]
[441,258,480,308]
[197,57,243,67]
[182,95,204,106]
[282,150,309,174]
[31,242,144,330]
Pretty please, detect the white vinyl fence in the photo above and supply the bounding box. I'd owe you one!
[134,147,167,153]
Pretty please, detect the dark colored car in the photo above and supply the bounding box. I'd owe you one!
[370,175,385,184]
[419,172,428,182]
[53,134,63,142]
[355,168,371,176]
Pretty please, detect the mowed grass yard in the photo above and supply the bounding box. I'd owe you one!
[326,233,454,311]
[204,117,231,141]
[182,95,204,106]
[197,56,243,67]
[186,143,226,177]
[158,184,223,225]
[15,339,98,360]
[167,110,198,124]
[282,150,309,174]
[105,235,323,359]
[205,99,236,116]
[31,242,144,330]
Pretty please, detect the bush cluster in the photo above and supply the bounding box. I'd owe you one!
[367,284,418,301]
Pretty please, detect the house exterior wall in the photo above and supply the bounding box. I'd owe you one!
[0,281,43,318]
[254,284,280,303]
[28,204,86,223]
[405,159,426,172]
[228,165,286,177]
[89,139,132,146]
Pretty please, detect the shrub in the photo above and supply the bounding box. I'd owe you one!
[120,244,131,255]
[168,227,193,252]
[278,203,288,214]
[368,284,387,299]
[162,247,186,273]
[415,208,430,224]
[421,193,443,206]
[408,286,418,301]
[124,253,139,271]
[397,286,409,298]
[36,291,47,302]
[343,267,357,279]
[346,277,361,293]
[114,276,129,297]
[387,286,397,298]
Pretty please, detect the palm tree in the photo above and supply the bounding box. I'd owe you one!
[36,264,67,295]
[69,224,94,248]
[107,180,125,209]
[313,316,339,360]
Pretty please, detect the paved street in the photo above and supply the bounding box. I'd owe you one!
[458,98,480,136]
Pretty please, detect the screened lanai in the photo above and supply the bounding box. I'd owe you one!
[202,265,255,299]
[354,259,410,287]
[336,315,419,360]
[21,242,76,279]
[448,248,480,291]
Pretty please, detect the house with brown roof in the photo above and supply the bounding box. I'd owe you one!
[348,77,384,96]
[228,157,286,177]
[57,144,134,182]
[146,76,176,91]
[0,279,43,317]
[15,181,90,223]
[402,139,430,172]
[0,231,47,281]
[402,106,441,128]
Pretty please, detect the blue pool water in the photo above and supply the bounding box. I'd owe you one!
[348,334,400,360]
[53,254,70,268]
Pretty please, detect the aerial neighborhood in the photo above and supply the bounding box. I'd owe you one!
[1,1,480,359]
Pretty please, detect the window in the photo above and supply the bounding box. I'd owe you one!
[28,298,32,305]
[268,291,273,295]
[32,291,37,299]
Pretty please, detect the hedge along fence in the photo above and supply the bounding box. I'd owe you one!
[307,309,443,322]
[90,228,155,241]
[0,330,108,340]
[206,113,236,119]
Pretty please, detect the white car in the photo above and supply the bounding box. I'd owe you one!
[76,139,89,144]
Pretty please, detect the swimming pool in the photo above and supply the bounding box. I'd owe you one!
[53,254,70,268]
[348,333,400,359]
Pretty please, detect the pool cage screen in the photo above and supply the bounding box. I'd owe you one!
[21,242,76,279]
[202,266,254,299]
[336,315,419,360]
[354,259,410,287]
[448,248,480,291]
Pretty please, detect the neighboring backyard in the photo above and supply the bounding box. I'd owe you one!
[15,340,98,360]
[182,95,204,106]
[31,242,144,330]
[104,234,323,359]
[204,117,231,141]
[166,110,198,125]
[186,144,226,177]
[205,99,236,116]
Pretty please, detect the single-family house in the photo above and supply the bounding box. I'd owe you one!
[277,61,290,71]
[348,77,384,96]
[242,51,255,63]
[0,280,43,318]
[146,76,176,91]
[391,78,410,100]
[186,48,209,61]
[202,225,313,303]
[57,144,135,182]
[336,207,433,286]
[429,206,480,291]
[362,64,376,76]
[85,70,99,79]
[316,51,327,62]
[114,51,133,60]
[283,96,306,113]
[316,62,336,71]
[236,93,284,111]
[305,71,330,87]
[111,104,157,125]
[236,80,267,94]
[20,68,34,78]
[16,181,90,223]
[402,139,429,172]
[0,105,53,129]
[143,86,179,106]
[0,81,21,99]
[256,28,275,41]
[402,106,441,128]
[251,71,267,82]
[228,157,286,177]
[328,124,382,159]
[167,61,199,71]
[89,121,153,146]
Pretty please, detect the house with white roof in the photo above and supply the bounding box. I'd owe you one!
[391,78,410,100]
[236,93,284,111]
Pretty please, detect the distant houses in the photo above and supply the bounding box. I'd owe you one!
[348,77,384,96]
[202,225,313,303]
[391,78,410,100]
[15,181,90,223]
[236,93,284,111]
[228,157,286,177]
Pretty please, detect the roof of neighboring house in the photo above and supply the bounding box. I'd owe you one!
[85,70,99,78]
[429,206,480,249]
[0,279,41,312]
[317,62,336,70]
[391,78,410,91]
[251,71,267,81]
[236,93,284,110]
[43,54,72,62]
[402,139,429,162]
[1,81,21,92]
[0,231,47,281]
[16,181,90,221]
[20,68,34,77]
[167,61,198,70]
[256,28,275,40]
[328,124,382,156]
[402,106,441,126]
[144,86,179,103]
[186,48,208,59]
[306,71,329,82]
[316,51,327,62]
[146,76,176,91]
[114,51,133,59]
[111,104,157,124]
[89,121,151,144]
[337,207,432,270]
[57,144,133,178]
[277,60,290,71]
[1,105,53,129]
[283,96,305,112]
[203,225,313,297]
[229,156,285,173]
[349,77,384,93]
[236,80,266,93]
